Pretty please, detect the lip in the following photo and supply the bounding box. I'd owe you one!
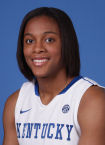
[32,57,49,66]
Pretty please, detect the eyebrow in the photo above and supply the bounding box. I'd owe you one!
[24,33,33,37]
[24,31,58,37]
[44,31,58,35]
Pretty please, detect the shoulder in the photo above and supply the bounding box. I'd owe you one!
[79,85,105,112]
[3,90,20,123]
[78,85,105,130]
[3,91,20,145]
[4,90,20,110]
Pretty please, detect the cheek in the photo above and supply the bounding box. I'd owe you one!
[23,47,30,58]
[23,48,32,67]
[50,46,62,60]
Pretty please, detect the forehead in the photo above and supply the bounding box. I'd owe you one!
[24,15,60,34]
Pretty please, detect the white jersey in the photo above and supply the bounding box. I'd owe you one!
[15,76,97,145]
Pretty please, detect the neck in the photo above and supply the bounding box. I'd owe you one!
[36,71,74,105]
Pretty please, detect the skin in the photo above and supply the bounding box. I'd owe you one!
[23,16,72,104]
[3,15,105,145]
[78,86,105,145]
[3,90,19,145]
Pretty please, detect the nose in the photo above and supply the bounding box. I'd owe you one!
[32,40,45,54]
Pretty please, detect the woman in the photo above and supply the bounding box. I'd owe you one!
[3,7,105,145]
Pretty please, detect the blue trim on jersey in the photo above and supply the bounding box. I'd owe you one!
[59,76,82,94]
[82,77,94,85]
[35,76,82,96]
[35,80,39,96]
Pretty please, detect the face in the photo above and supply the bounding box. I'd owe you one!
[23,15,65,79]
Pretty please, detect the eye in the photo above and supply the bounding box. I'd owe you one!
[25,39,34,44]
[45,38,55,43]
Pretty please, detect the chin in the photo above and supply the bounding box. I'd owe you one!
[33,71,48,79]
[31,65,64,79]
[33,71,56,79]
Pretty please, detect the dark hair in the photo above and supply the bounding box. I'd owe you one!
[17,7,80,81]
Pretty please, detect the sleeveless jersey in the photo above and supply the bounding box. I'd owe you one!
[15,76,97,145]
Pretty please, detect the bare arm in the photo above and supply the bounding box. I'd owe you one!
[78,86,105,145]
[3,90,20,145]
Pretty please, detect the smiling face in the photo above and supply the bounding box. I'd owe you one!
[23,15,65,79]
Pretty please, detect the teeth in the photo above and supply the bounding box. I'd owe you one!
[33,59,48,63]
